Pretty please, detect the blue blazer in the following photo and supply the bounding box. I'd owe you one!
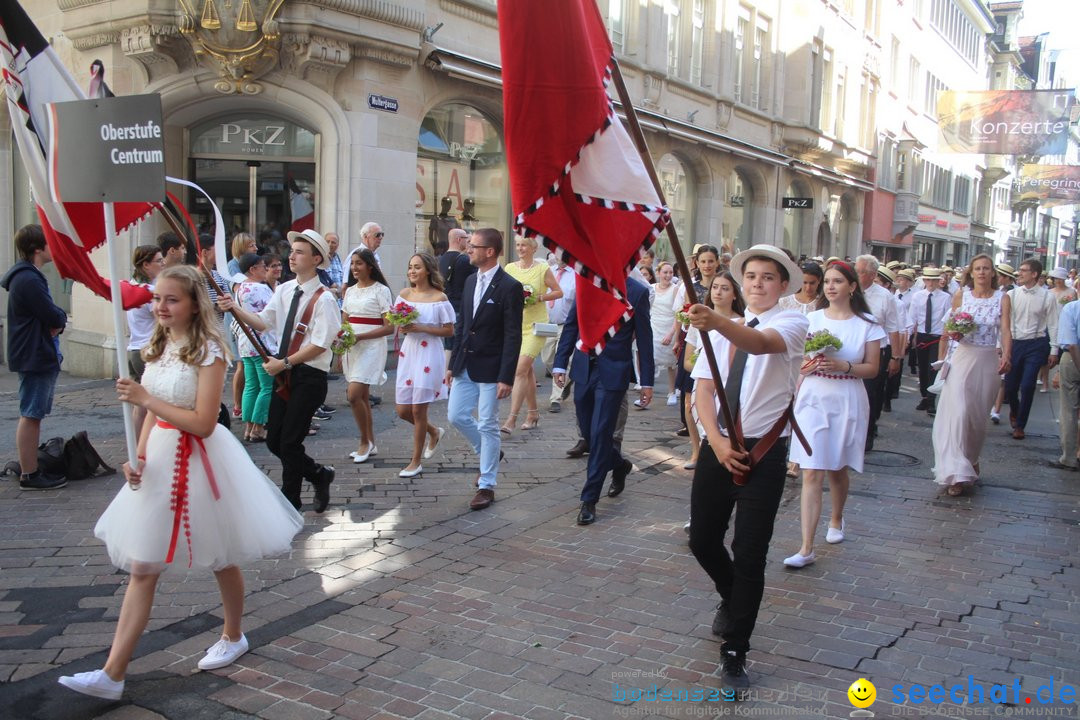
[554,277,654,391]
[448,266,524,385]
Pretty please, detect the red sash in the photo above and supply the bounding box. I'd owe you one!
[348,316,383,325]
[156,421,221,567]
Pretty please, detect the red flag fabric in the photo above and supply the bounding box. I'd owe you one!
[498,0,668,353]
[0,1,153,309]
[289,177,315,233]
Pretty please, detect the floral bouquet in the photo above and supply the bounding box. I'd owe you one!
[522,284,538,306]
[384,301,420,327]
[801,329,843,374]
[330,321,356,356]
[943,311,976,341]
[1060,294,1076,306]
[675,303,693,326]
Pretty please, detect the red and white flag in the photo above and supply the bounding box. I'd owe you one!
[0,1,153,308]
[498,0,668,353]
[288,177,315,233]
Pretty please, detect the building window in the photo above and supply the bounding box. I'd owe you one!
[953,175,972,215]
[723,169,754,251]
[811,41,823,127]
[690,0,705,85]
[821,48,834,130]
[751,15,771,111]
[859,74,875,149]
[833,65,846,138]
[908,57,921,108]
[666,1,682,77]
[656,153,695,259]
[888,36,901,89]
[733,10,748,103]
[783,181,810,257]
[930,0,980,66]
[416,104,507,252]
[878,137,896,191]
[609,0,627,55]
[924,72,947,117]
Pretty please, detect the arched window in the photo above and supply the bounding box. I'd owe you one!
[835,194,855,257]
[656,153,695,260]
[416,104,507,254]
[782,181,810,257]
[723,169,754,252]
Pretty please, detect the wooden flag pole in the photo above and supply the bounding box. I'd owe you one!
[607,59,740,451]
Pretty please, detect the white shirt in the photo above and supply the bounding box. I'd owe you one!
[346,241,381,267]
[893,289,915,333]
[1009,284,1060,354]
[862,283,901,347]
[547,266,577,325]
[256,275,341,373]
[906,288,951,336]
[690,305,808,438]
[472,265,498,317]
[126,283,156,350]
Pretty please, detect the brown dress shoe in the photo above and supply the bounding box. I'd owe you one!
[1012,428,1025,440]
[470,488,495,510]
[566,439,589,458]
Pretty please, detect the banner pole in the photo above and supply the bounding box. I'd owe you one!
[607,59,741,453]
[103,203,139,467]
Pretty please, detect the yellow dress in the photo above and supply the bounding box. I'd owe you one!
[505,260,550,358]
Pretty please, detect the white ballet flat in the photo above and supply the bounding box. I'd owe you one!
[399,465,423,478]
[825,520,845,544]
[423,427,444,460]
[350,445,377,462]
[783,551,816,568]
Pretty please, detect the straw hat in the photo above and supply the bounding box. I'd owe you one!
[897,268,917,282]
[922,267,943,279]
[1049,267,1069,281]
[885,260,901,270]
[995,263,1018,279]
[877,266,896,283]
[286,229,331,269]
[728,244,804,297]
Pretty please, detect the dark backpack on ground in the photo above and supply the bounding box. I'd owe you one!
[62,431,115,480]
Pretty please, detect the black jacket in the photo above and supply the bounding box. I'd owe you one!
[1,261,67,372]
[448,266,523,385]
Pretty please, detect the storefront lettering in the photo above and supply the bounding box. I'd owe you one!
[416,162,427,208]
[448,141,482,161]
[219,123,287,148]
[444,168,464,210]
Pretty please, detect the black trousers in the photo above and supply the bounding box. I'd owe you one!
[915,333,942,401]
[863,346,891,438]
[689,437,788,655]
[887,351,903,399]
[266,364,328,508]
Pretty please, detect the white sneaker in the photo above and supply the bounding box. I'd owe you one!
[990,412,1000,425]
[58,669,124,700]
[198,634,249,670]
[683,519,691,534]
[825,520,845,544]
[783,551,816,568]
[667,393,678,406]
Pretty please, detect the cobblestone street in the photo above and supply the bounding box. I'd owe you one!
[0,368,1077,719]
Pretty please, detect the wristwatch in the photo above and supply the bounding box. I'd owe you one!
[282,357,293,370]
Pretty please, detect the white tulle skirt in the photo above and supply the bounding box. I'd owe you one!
[95,423,303,574]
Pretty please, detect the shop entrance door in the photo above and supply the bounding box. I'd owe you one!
[190,158,315,238]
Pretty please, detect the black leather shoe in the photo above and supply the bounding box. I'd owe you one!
[720,650,750,699]
[370,395,382,407]
[312,465,334,513]
[608,459,632,497]
[576,502,596,525]
[915,398,930,411]
[675,426,690,437]
[566,440,589,458]
[882,401,892,413]
[711,601,728,636]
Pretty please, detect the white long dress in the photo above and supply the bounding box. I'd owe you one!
[394,297,455,405]
[789,311,886,472]
[931,289,1003,487]
[650,283,678,369]
[343,282,393,385]
[94,340,303,574]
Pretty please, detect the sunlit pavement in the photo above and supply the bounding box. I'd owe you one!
[0,368,1077,719]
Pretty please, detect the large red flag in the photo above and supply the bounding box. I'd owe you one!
[0,1,153,308]
[498,0,668,353]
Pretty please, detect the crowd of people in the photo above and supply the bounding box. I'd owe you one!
[6,217,1076,702]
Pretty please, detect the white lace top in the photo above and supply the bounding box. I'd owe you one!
[141,340,224,410]
[952,288,1003,348]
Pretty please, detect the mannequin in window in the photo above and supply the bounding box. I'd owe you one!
[460,198,478,233]
[429,197,459,257]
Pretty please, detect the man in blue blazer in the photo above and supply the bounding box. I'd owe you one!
[447,228,524,510]
[553,276,654,524]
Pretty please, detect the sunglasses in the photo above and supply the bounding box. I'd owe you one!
[374,232,385,238]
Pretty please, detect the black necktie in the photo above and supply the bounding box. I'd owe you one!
[924,293,933,334]
[277,285,304,359]
[726,317,760,426]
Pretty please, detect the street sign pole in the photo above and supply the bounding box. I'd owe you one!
[103,204,139,468]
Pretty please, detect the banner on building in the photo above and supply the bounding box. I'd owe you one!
[937,90,1073,155]
[1015,165,1080,207]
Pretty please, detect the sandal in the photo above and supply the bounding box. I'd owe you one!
[946,484,964,497]
[786,462,800,478]
[500,413,519,436]
[521,410,541,430]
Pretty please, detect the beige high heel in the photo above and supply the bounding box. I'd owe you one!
[500,413,519,436]
[521,410,541,430]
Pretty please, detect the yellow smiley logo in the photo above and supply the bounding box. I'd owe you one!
[848,678,877,708]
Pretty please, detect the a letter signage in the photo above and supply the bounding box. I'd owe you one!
[782,197,814,209]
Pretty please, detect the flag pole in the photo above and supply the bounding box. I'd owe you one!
[103,204,139,467]
[607,59,740,450]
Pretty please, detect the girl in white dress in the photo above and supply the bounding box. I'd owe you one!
[932,254,1011,496]
[58,266,303,701]
[785,262,884,569]
[650,262,679,404]
[394,253,456,478]
[342,248,393,463]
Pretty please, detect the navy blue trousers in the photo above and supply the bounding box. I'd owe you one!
[1004,337,1050,430]
[574,369,626,503]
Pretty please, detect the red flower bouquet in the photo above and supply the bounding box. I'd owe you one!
[385,301,420,327]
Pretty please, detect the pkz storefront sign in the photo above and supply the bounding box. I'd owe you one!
[189,114,316,159]
[47,94,166,203]
[368,94,399,113]
[782,197,814,209]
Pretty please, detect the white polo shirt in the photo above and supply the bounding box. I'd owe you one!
[690,305,808,438]
[862,282,901,348]
[257,275,341,372]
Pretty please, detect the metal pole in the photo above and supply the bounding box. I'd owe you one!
[103,203,139,466]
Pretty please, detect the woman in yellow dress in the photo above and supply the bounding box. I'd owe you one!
[502,236,563,434]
